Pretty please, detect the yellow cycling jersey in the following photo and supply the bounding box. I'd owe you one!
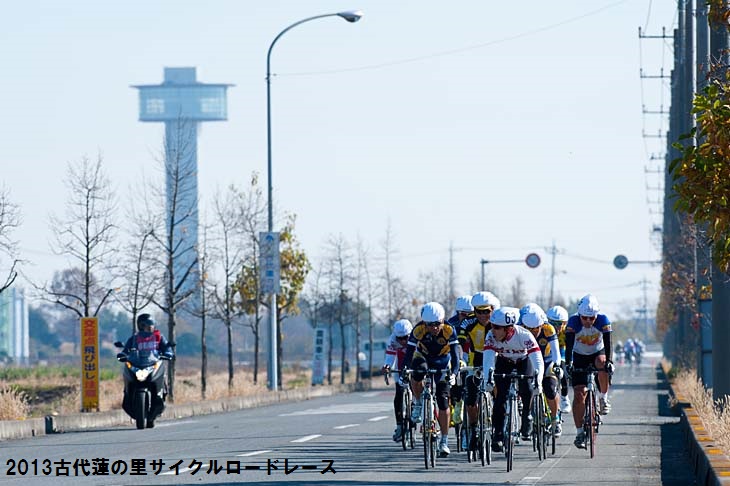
[535,323,559,363]
[411,322,458,359]
[458,320,488,367]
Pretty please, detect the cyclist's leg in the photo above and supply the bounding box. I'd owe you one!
[436,371,451,454]
[571,353,591,447]
[491,358,511,451]
[463,374,478,448]
[393,382,405,440]
[543,375,560,436]
[410,358,427,422]
[594,352,611,413]
[517,359,533,439]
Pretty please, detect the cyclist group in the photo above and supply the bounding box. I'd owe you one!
[382,291,614,458]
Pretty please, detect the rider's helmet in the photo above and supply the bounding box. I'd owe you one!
[546,305,569,325]
[577,294,600,317]
[520,303,547,328]
[393,318,413,337]
[616,340,623,348]
[136,313,155,332]
[471,291,501,311]
[489,306,520,327]
[455,295,474,313]
[421,302,445,323]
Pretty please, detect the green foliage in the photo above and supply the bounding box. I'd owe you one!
[0,365,117,381]
[671,70,730,272]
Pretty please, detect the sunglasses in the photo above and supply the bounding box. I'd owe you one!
[475,308,492,315]
[580,315,597,321]
[396,335,409,341]
[425,321,442,327]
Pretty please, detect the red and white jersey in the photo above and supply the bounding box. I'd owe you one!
[383,333,408,370]
[482,325,544,381]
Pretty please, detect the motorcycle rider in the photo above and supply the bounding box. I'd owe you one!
[119,313,174,428]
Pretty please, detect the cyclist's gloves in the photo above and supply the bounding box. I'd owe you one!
[484,381,495,393]
[605,360,615,375]
[565,362,573,377]
[448,373,456,386]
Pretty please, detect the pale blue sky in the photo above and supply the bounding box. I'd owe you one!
[0,1,676,320]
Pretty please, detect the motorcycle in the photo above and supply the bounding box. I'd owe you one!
[114,341,171,429]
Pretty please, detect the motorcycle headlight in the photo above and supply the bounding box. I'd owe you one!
[135,368,152,381]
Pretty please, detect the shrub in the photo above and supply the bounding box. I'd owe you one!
[0,386,30,420]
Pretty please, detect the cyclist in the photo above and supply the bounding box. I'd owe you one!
[546,305,571,414]
[382,318,414,442]
[614,340,624,365]
[521,303,563,437]
[624,338,635,365]
[564,293,615,449]
[460,290,500,449]
[403,302,460,456]
[634,338,645,364]
[447,295,476,428]
[483,306,544,453]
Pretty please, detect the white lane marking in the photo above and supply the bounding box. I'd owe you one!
[368,416,389,422]
[360,392,380,398]
[280,402,391,416]
[517,445,571,484]
[161,466,192,475]
[291,434,322,443]
[334,424,360,429]
[156,419,197,428]
[237,450,271,457]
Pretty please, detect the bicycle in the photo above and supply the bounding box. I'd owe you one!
[460,366,492,466]
[385,370,415,451]
[492,369,535,472]
[531,388,553,460]
[405,368,440,469]
[571,364,602,458]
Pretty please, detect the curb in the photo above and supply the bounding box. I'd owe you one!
[661,362,730,486]
[1,380,372,441]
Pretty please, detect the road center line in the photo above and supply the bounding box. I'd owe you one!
[368,416,389,422]
[291,434,322,443]
[237,450,272,456]
[334,424,360,429]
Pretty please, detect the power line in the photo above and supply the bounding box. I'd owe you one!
[278,0,631,77]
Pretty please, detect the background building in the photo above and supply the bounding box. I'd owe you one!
[0,287,29,364]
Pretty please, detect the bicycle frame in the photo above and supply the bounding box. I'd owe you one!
[419,369,439,469]
[492,370,535,473]
[573,365,602,458]
[460,366,492,466]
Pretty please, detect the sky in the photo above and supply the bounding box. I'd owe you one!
[0,1,676,322]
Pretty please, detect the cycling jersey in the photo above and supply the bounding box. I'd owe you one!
[533,323,561,367]
[565,313,612,356]
[383,332,408,370]
[404,321,459,371]
[483,325,544,383]
[459,320,488,368]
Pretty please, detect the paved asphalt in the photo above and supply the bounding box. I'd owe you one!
[0,350,698,485]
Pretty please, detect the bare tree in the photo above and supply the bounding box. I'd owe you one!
[507,275,528,308]
[234,173,266,384]
[150,119,200,402]
[191,220,213,400]
[209,185,247,390]
[0,187,21,294]
[45,155,117,333]
[353,236,368,383]
[114,193,161,335]
[323,233,355,385]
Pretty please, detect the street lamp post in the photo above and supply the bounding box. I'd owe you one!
[265,10,363,391]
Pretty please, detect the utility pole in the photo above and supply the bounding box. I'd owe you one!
[546,241,561,305]
[709,0,730,402]
[448,241,455,304]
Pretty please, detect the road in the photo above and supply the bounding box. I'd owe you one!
[0,350,698,485]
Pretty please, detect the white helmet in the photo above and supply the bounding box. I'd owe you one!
[421,302,446,323]
[455,295,474,313]
[471,291,501,310]
[577,294,600,317]
[393,319,413,337]
[521,303,547,329]
[490,306,520,327]
[546,305,569,322]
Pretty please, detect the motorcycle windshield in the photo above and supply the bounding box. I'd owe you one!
[126,349,160,368]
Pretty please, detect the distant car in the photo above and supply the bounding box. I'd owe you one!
[358,339,388,379]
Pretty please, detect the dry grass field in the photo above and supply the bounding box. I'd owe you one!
[0,363,349,420]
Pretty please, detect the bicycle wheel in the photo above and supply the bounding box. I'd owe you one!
[477,393,487,466]
[586,392,596,458]
[455,420,462,453]
[536,395,546,461]
[506,398,516,472]
[429,400,437,468]
[484,392,493,465]
[423,396,432,469]
[530,398,539,454]
[548,398,556,456]
[464,422,473,462]
[402,390,411,451]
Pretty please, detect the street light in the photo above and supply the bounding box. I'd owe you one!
[265,10,363,391]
